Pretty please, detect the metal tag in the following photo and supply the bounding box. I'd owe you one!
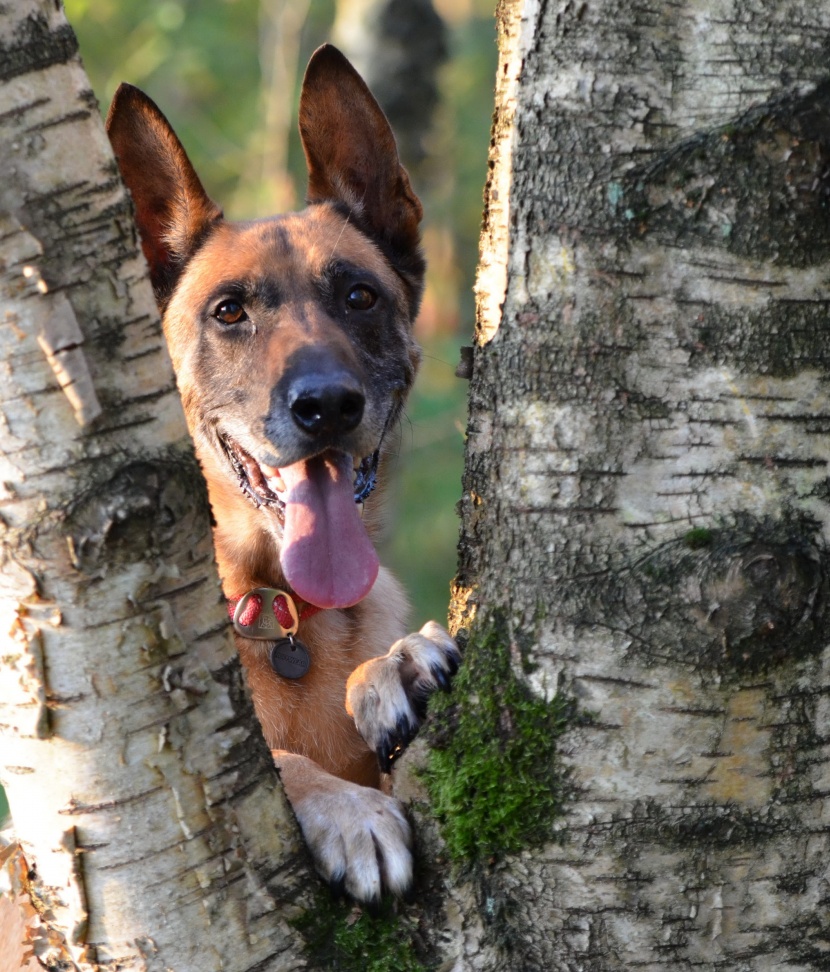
[232,587,299,640]
[270,637,311,679]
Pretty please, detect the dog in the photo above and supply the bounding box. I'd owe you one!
[106,44,459,905]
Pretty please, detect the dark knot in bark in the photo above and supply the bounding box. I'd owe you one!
[66,454,210,571]
[695,536,823,669]
[598,515,827,674]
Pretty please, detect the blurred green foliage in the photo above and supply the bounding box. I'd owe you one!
[64,0,496,624]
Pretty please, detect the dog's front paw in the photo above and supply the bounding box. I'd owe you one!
[274,751,412,905]
[346,621,461,772]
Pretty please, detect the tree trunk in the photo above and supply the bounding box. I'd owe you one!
[0,3,317,968]
[415,0,830,968]
[13,1,830,969]
[240,0,311,214]
[332,0,447,176]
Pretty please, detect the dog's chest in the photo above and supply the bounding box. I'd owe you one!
[238,630,381,786]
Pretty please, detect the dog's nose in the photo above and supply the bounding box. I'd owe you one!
[288,374,365,436]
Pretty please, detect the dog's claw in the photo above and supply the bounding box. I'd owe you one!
[276,752,413,904]
[430,665,451,692]
[377,738,394,773]
[364,894,383,918]
[347,621,460,770]
[329,871,347,900]
[412,686,432,721]
[446,649,461,676]
[377,713,418,772]
[397,713,417,744]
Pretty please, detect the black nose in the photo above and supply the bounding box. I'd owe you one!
[288,374,365,437]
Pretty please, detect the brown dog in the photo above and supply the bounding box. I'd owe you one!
[106,45,459,904]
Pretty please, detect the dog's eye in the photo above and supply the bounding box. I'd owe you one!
[214,300,247,325]
[345,286,377,311]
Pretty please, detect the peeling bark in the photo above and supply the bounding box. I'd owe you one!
[0,4,316,969]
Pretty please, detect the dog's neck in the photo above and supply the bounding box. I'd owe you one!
[204,449,390,613]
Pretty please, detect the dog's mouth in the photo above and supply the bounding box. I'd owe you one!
[220,434,380,610]
[222,435,378,512]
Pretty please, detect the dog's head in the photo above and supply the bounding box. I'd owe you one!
[107,45,425,610]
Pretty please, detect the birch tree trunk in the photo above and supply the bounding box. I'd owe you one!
[13,1,830,969]
[0,4,316,968]
[416,0,830,968]
[332,0,447,174]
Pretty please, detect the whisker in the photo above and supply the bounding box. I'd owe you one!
[419,351,458,368]
[328,208,352,262]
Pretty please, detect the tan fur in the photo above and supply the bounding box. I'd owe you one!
[239,568,410,788]
[106,45,459,904]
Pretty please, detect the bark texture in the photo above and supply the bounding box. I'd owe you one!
[432,0,830,968]
[0,4,316,968]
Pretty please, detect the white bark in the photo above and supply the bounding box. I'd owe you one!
[0,4,313,968]
[437,0,830,968]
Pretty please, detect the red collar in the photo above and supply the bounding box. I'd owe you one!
[227,587,322,639]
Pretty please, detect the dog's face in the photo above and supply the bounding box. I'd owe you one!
[164,208,419,474]
[107,46,424,610]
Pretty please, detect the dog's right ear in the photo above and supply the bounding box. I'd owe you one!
[106,84,222,303]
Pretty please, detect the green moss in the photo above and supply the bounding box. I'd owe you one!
[423,612,578,864]
[683,526,713,549]
[295,896,426,972]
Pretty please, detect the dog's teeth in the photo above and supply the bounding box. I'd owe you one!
[267,475,286,493]
[357,501,365,519]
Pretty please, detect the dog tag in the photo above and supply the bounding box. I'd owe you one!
[270,637,311,679]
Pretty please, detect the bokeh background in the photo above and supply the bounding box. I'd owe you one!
[0,1,496,824]
[67,0,496,623]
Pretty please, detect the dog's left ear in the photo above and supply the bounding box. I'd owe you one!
[298,45,423,261]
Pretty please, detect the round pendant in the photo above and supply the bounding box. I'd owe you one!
[269,637,311,679]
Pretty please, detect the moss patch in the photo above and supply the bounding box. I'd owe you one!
[683,526,713,549]
[423,612,579,864]
[295,896,426,972]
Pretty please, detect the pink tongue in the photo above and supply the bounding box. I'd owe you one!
[278,452,379,609]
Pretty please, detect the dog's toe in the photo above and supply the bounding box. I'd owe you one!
[275,751,413,904]
[346,621,460,768]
